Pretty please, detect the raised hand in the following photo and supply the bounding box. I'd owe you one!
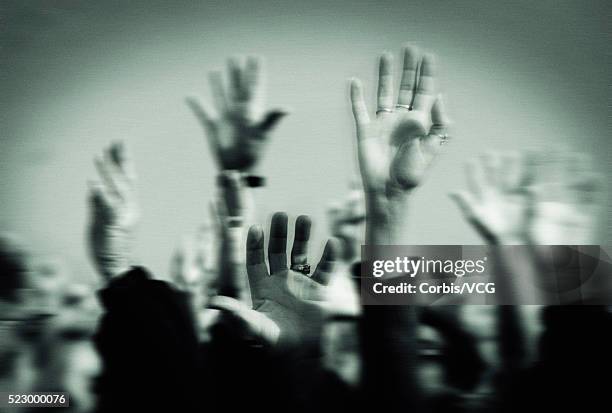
[450,151,603,245]
[529,152,603,245]
[169,223,221,340]
[170,223,216,289]
[450,152,534,244]
[186,56,288,172]
[88,141,139,279]
[350,45,450,201]
[209,212,341,348]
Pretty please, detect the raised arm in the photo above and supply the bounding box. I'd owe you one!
[349,46,449,245]
[350,44,450,413]
[87,141,139,280]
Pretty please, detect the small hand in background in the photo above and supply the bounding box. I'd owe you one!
[186,56,288,172]
[529,152,603,245]
[450,152,534,244]
[450,150,604,301]
[88,141,139,280]
[326,181,365,264]
[210,212,341,349]
[450,151,603,245]
[528,152,604,297]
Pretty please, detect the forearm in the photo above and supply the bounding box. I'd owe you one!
[362,194,422,412]
[89,222,134,279]
[490,245,545,304]
[497,306,527,369]
[216,173,255,301]
[361,305,421,412]
[218,225,250,303]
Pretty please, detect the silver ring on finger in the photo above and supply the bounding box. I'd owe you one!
[291,263,311,275]
[375,107,394,115]
[431,132,450,145]
[395,104,413,111]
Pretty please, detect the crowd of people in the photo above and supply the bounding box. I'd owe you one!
[2,44,611,412]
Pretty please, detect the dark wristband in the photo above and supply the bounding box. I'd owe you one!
[242,175,266,187]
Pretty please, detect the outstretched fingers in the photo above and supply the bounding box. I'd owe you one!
[186,97,221,159]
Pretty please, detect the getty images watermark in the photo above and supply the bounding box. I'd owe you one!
[359,245,612,305]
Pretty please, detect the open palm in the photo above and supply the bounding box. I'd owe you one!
[451,153,533,244]
[210,213,340,348]
[187,56,287,172]
[530,152,602,245]
[350,46,450,197]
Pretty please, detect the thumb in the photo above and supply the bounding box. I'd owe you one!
[257,109,289,132]
[449,192,497,244]
[449,191,475,219]
[208,296,280,344]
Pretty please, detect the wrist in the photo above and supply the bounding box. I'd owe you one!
[365,194,411,245]
[242,174,266,188]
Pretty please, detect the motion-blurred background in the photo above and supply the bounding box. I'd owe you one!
[1,0,610,282]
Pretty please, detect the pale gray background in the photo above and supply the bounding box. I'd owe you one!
[1,0,610,282]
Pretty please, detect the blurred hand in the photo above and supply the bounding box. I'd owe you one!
[210,212,341,348]
[451,151,603,245]
[327,183,365,263]
[171,223,216,288]
[529,152,602,245]
[450,152,533,244]
[170,223,220,341]
[88,141,139,279]
[350,45,450,209]
[186,56,288,172]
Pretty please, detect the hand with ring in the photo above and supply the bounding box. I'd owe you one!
[209,212,341,349]
[350,45,450,195]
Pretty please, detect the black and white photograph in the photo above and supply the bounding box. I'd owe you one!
[1,1,611,412]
